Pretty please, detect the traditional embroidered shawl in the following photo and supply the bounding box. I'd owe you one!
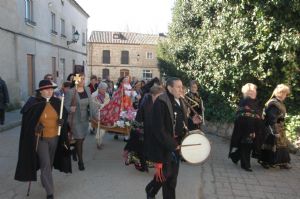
[100,84,133,126]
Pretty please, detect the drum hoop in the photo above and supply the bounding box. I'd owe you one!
[180,132,211,165]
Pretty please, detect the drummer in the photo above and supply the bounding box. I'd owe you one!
[145,77,200,199]
[91,82,110,148]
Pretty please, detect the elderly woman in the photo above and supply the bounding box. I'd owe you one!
[259,84,291,169]
[91,82,110,149]
[229,83,262,172]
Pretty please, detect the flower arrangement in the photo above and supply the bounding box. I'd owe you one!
[115,108,137,128]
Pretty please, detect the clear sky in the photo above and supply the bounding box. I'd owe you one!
[75,0,176,36]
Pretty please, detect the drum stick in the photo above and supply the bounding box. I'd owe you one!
[181,143,202,147]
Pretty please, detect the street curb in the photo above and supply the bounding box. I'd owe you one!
[0,121,21,132]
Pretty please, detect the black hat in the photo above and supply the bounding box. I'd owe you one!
[36,80,57,91]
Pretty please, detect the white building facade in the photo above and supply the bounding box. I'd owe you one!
[0,0,89,105]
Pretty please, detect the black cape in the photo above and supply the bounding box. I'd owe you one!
[15,96,72,182]
[147,92,188,163]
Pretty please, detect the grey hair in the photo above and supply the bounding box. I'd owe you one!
[98,82,108,89]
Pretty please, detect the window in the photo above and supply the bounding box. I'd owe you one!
[51,12,57,34]
[58,58,66,85]
[27,54,35,95]
[102,69,109,79]
[25,0,35,25]
[143,70,152,80]
[146,52,153,59]
[121,51,129,64]
[60,19,66,37]
[52,57,56,81]
[82,32,86,46]
[103,50,110,64]
[120,69,129,77]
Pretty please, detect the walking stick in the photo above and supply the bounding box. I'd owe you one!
[27,124,42,196]
[96,108,101,149]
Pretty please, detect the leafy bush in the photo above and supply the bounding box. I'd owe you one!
[285,114,300,146]
[158,0,300,122]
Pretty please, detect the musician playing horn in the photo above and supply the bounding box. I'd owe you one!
[145,77,200,199]
[185,80,204,130]
[15,80,71,199]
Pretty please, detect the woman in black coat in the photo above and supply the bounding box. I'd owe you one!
[259,84,291,169]
[124,85,164,172]
[229,83,262,172]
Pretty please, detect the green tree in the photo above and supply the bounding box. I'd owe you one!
[158,0,300,122]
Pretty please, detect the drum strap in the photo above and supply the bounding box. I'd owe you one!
[173,112,177,138]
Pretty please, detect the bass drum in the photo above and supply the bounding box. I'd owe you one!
[180,130,211,164]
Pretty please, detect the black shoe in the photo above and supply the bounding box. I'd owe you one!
[0,121,3,125]
[229,153,239,164]
[147,194,156,199]
[90,128,95,135]
[114,135,118,140]
[262,164,270,169]
[280,164,292,169]
[72,149,77,161]
[46,194,54,199]
[78,161,85,171]
[258,160,269,169]
[242,167,253,172]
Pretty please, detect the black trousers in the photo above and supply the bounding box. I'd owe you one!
[230,143,252,169]
[240,143,252,169]
[0,109,4,124]
[146,154,180,199]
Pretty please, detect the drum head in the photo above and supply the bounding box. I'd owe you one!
[180,133,211,164]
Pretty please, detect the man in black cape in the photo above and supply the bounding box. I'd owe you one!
[15,80,71,199]
[145,77,191,199]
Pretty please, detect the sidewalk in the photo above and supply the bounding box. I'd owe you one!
[0,109,22,132]
[201,134,300,199]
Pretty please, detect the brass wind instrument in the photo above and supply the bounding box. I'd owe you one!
[184,93,205,125]
[180,96,202,126]
[185,95,200,107]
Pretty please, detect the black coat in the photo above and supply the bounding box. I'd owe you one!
[15,96,71,182]
[0,78,9,109]
[146,92,188,163]
[135,94,154,159]
[229,97,263,154]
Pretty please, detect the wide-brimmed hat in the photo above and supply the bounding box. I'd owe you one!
[36,80,57,91]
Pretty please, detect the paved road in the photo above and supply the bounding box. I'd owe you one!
[0,127,202,199]
[0,126,299,199]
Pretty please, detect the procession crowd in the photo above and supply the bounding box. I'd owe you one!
[12,72,292,199]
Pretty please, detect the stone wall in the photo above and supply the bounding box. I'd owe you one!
[202,120,300,155]
[202,121,234,139]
